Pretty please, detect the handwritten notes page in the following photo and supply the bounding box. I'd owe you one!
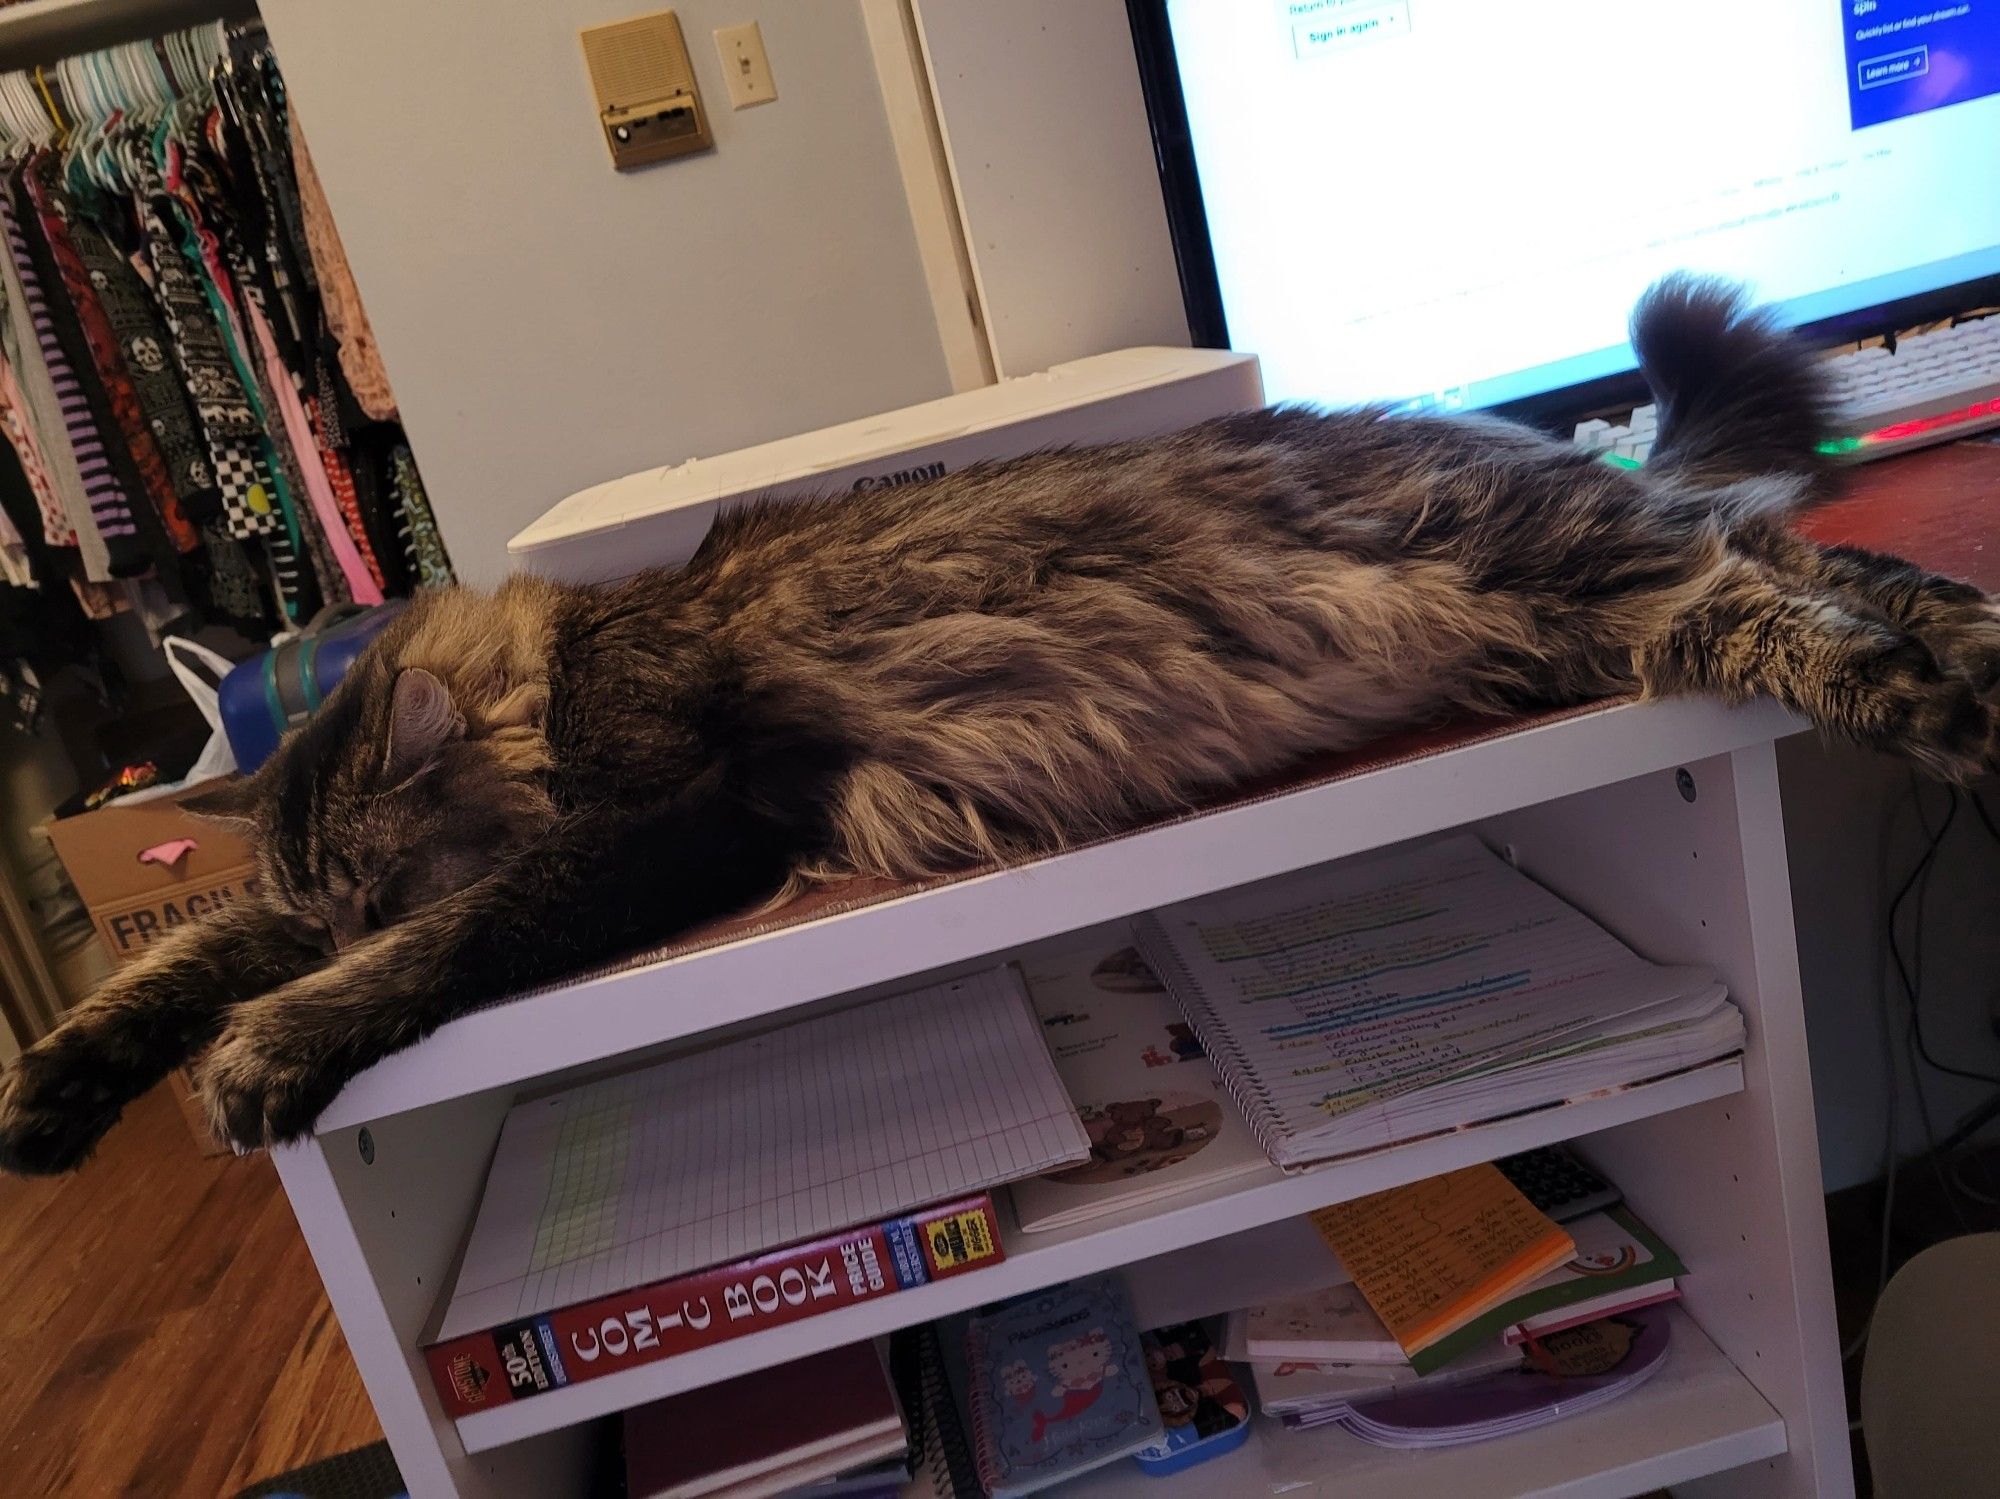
[1134,834,1724,1164]
[1309,1163,1575,1356]
[438,966,1087,1340]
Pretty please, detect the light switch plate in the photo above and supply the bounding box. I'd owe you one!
[714,21,777,109]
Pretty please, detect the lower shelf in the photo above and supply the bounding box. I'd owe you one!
[1062,1307,1785,1499]
[451,1058,1742,1453]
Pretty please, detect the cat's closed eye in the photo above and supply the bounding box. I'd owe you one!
[277,911,335,955]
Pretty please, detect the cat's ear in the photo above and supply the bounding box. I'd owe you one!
[180,773,262,832]
[384,667,466,786]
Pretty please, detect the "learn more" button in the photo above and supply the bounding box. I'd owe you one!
[1857,45,1930,90]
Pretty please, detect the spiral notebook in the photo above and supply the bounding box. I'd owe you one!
[1133,835,1741,1169]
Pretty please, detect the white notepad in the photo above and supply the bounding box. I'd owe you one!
[1135,834,1739,1167]
[437,967,1087,1339]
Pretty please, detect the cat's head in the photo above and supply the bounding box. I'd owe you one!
[185,593,557,953]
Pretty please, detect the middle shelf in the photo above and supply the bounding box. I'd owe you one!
[451,1056,1742,1452]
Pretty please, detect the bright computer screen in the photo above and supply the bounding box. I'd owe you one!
[1159,0,2000,410]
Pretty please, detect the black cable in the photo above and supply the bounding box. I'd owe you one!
[1971,788,2000,849]
[1901,782,1978,1232]
[1891,784,2000,1086]
[1930,1088,2000,1159]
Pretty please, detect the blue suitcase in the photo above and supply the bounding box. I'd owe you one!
[220,602,408,772]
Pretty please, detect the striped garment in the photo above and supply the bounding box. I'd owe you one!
[0,190,146,576]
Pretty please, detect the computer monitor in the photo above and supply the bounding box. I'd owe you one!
[1129,1,2000,420]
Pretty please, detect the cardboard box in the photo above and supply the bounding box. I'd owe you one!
[44,787,258,1161]
[44,787,258,966]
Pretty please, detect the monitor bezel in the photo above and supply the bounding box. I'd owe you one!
[1126,0,2000,428]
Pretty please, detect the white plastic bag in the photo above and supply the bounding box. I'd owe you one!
[162,636,240,784]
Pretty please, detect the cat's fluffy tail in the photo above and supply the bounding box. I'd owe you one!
[1630,274,1836,516]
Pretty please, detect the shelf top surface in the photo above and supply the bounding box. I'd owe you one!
[316,691,1797,1131]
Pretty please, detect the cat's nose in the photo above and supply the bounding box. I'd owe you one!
[328,900,368,950]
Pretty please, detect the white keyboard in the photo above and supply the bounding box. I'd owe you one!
[1573,314,2000,465]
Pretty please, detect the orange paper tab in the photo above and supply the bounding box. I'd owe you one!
[1310,1162,1575,1356]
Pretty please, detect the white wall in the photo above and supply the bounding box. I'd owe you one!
[256,0,955,585]
[913,0,1190,377]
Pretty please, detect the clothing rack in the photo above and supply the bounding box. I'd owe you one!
[0,12,450,746]
[0,1,257,77]
[0,23,219,143]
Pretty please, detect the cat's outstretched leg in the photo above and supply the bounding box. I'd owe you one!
[1636,553,1993,781]
[0,903,324,1174]
[193,804,807,1147]
[1732,525,2000,694]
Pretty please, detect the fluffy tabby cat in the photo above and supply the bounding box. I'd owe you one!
[3,278,1997,1173]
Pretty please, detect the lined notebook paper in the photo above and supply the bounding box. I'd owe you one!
[438,967,1087,1340]
[1134,834,1739,1166]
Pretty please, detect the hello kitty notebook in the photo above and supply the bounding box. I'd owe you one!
[963,1274,1163,1496]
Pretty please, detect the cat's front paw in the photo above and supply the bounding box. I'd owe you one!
[1833,631,1996,783]
[193,1021,347,1150]
[1914,594,2000,697]
[0,1030,128,1175]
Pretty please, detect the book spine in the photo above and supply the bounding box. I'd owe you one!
[1502,1286,1681,1345]
[425,1193,1004,1420]
[1132,913,1285,1161]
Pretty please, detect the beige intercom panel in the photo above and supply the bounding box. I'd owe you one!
[580,10,714,169]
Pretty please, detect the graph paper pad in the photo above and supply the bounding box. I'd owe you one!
[438,967,1086,1338]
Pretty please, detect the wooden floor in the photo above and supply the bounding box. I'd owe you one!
[0,1084,383,1497]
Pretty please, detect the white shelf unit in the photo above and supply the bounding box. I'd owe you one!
[269,695,1855,1499]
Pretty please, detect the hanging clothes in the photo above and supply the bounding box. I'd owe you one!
[286,113,395,422]
[191,515,270,635]
[391,444,450,589]
[0,179,145,578]
[245,294,378,604]
[0,436,110,733]
[310,383,385,593]
[24,153,200,556]
[0,460,29,587]
[131,167,274,540]
[0,18,450,671]
[337,397,410,598]
[165,131,347,609]
[59,176,222,525]
[0,351,71,548]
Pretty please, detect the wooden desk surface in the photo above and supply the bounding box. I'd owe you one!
[1799,439,2000,592]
